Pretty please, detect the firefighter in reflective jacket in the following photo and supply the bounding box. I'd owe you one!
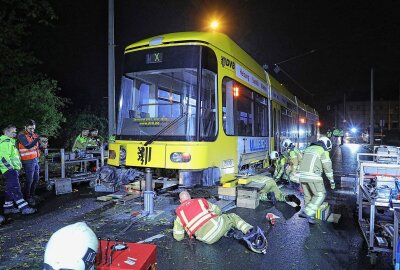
[298,137,334,224]
[269,151,287,182]
[173,190,253,244]
[18,119,46,206]
[0,125,36,215]
[282,139,302,183]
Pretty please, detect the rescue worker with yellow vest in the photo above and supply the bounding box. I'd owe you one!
[17,119,47,206]
[72,128,90,152]
[252,172,301,207]
[298,137,334,224]
[173,191,267,254]
[0,124,36,215]
[332,127,340,145]
[269,151,287,182]
[88,128,104,149]
[281,139,302,183]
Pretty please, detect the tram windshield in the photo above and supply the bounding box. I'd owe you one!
[117,46,217,142]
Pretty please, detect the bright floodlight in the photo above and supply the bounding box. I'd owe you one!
[351,127,357,133]
[210,20,219,30]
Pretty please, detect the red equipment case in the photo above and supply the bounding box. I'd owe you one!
[95,241,157,270]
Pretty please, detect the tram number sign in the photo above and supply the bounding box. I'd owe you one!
[146,52,163,64]
[137,146,152,165]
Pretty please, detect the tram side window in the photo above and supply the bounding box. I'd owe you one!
[222,77,267,137]
[254,93,268,136]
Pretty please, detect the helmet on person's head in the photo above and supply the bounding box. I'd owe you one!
[242,226,268,254]
[318,136,332,151]
[269,151,279,160]
[43,222,98,270]
[282,139,292,149]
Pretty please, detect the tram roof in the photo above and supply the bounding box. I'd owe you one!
[125,32,317,116]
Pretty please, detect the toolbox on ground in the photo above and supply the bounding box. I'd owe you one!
[95,240,156,270]
[54,178,72,195]
[236,186,259,209]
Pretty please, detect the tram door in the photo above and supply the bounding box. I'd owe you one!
[273,108,281,151]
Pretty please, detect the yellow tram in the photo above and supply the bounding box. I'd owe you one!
[107,32,319,186]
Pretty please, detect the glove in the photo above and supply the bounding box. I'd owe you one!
[330,181,336,190]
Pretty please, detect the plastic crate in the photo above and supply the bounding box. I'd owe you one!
[54,178,72,195]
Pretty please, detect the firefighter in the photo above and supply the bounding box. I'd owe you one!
[298,137,334,224]
[17,119,47,206]
[332,127,340,145]
[173,191,267,254]
[257,176,301,207]
[269,151,287,182]
[72,128,90,152]
[0,125,36,215]
[281,139,302,184]
[339,128,344,145]
[88,128,104,149]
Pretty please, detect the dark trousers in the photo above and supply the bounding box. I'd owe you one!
[22,159,39,199]
[3,169,28,210]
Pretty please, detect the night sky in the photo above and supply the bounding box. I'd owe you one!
[35,0,400,119]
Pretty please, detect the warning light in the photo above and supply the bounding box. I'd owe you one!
[233,86,239,97]
[299,117,306,124]
[317,121,321,127]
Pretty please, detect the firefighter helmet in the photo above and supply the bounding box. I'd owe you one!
[269,151,279,160]
[319,136,332,151]
[282,139,292,149]
[242,226,268,254]
[43,222,98,270]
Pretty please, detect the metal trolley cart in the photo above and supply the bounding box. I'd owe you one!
[44,148,101,193]
[357,160,400,265]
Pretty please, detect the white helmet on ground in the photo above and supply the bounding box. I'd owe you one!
[282,139,292,149]
[318,136,332,151]
[269,151,279,160]
[43,222,98,270]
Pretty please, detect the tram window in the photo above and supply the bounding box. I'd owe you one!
[254,93,268,136]
[222,77,268,137]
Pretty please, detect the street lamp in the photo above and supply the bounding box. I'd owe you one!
[210,20,219,31]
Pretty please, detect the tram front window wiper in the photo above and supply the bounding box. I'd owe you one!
[144,111,188,146]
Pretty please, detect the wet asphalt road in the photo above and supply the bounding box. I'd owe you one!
[0,143,395,269]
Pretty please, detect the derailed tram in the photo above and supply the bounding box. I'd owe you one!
[107,32,319,187]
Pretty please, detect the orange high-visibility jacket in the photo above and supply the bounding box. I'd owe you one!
[18,132,40,161]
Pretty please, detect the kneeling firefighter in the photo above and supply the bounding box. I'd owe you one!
[173,191,267,254]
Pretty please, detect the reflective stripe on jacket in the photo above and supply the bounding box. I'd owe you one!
[175,198,217,238]
[0,135,22,174]
[18,132,40,161]
[298,144,333,182]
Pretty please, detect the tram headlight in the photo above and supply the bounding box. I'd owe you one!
[120,147,126,162]
[170,152,191,163]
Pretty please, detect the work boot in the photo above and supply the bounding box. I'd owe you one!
[27,198,37,206]
[267,192,276,205]
[21,207,36,215]
[298,210,308,218]
[307,216,316,225]
[4,207,20,215]
[285,194,301,206]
